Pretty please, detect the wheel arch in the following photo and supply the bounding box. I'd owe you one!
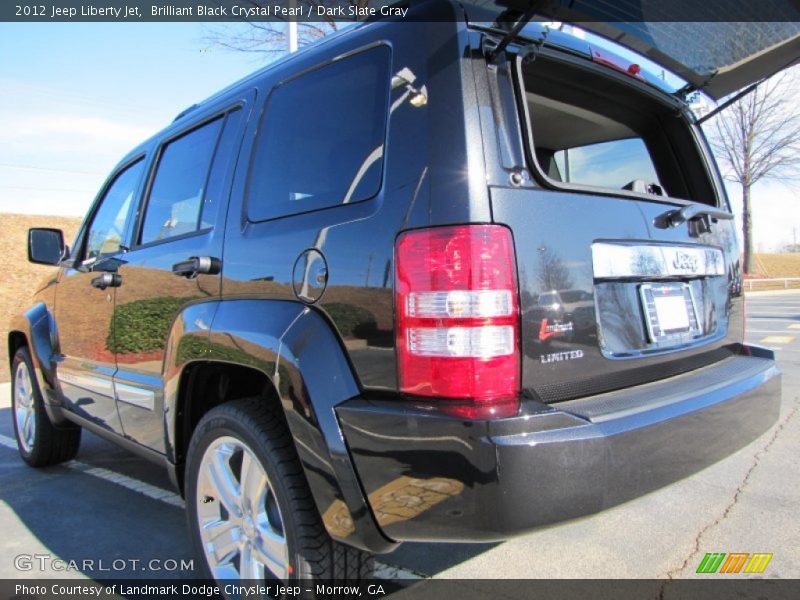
[167,298,396,554]
[9,303,54,378]
[169,359,279,488]
[7,304,70,425]
[8,330,28,368]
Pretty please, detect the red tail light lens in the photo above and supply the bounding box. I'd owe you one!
[395,225,520,417]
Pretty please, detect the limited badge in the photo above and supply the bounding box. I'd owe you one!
[540,349,584,364]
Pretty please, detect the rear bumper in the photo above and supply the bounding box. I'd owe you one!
[336,349,781,542]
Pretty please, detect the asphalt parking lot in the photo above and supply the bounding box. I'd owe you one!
[1,291,798,583]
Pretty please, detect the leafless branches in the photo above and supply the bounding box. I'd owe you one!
[706,67,800,271]
[710,69,800,187]
[205,1,371,58]
[206,22,334,56]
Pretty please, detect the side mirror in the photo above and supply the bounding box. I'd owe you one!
[28,228,66,266]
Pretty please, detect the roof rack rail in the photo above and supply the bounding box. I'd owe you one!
[173,103,199,122]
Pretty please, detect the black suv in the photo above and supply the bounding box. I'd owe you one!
[10,0,791,583]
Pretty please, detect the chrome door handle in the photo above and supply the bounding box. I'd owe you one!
[172,256,221,279]
[91,273,121,289]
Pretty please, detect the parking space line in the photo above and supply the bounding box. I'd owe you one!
[0,434,16,451]
[746,329,797,334]
[747,305,800,308]
[0,432,185,507]
[0,433,421,580]
[373,563,424,580]
[748,318,799,323]
[67,462,186,507]
[759,336,795,344]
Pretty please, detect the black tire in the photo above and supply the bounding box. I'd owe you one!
[11,346,81,467]
[185,397,373,583]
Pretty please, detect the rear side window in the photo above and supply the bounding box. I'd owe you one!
[247,45,391,221]
[140,117,223,244]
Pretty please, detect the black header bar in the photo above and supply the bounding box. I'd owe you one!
[3,0,800,23]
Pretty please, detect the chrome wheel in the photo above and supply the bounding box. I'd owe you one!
[14,361,36,453]
[196,436,289,581]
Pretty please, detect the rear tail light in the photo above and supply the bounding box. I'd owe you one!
[395,225,520,418]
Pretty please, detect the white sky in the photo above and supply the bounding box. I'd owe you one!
[0,22,264,218]
[698,66,800,253]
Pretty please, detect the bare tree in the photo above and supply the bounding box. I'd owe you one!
[536,244,573,291]
[706,68,800,273]
[206,1,370,57]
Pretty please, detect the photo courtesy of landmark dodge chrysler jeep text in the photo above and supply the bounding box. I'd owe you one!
[9,0,795,584]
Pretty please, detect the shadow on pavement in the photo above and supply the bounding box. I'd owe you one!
[0,406,498,580]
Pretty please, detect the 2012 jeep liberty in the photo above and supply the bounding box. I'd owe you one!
[10,0,794,584]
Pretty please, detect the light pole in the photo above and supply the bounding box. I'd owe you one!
[287,1,298,53]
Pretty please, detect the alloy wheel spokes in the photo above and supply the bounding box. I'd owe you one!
[197,436,290,582]
[203,518,242,567]
[14,362,36,453]
[252,512,290,581]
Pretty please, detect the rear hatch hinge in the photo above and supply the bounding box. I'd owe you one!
[484,1,546,62]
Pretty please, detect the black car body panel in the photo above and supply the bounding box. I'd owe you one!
[8,0,784,554]
[204,299,396,551]
[9,300,66,423]
[492,187,745,403]
[337,352,780,541]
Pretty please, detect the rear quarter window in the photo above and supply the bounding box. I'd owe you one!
[247,45,391,221]
[84,159,145,261]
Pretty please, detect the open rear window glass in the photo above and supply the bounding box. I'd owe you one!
[553,138,661,191]
[518,53,719,205]
[528,91,667,196]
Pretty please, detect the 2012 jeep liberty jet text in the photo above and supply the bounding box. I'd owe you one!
[10,0,794,584]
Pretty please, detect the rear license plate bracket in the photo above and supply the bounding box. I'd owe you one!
[639,283,700,345]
